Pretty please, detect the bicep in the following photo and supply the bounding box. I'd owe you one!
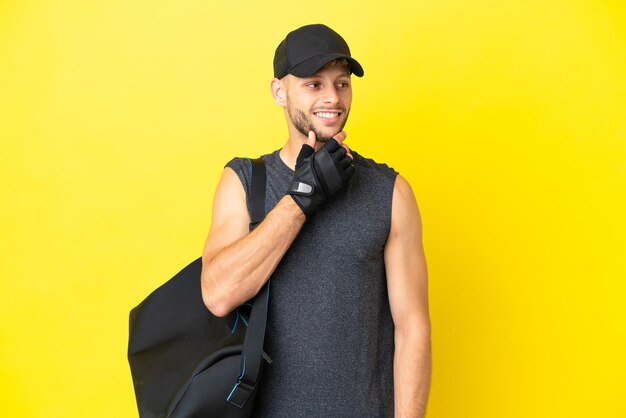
[202,167,250,262]
[384,175,430,331]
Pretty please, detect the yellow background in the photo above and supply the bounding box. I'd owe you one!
[1,0,625,417]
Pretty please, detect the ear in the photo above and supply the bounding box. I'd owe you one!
[270,77,288,107]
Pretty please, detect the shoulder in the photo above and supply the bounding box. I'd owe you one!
[224,150,277,177]
[350,151,420,236]
[389,173,421,237]
[224,156,251,177]
[222,157,251,200]
[352,150,399,184]
[393,174,415,201]
[222,151,277,202]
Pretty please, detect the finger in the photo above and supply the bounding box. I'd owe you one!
[338,156,352,170]
[342,144,353,160]
[322,138,340,152]
[334,144,347,158]
[332,131,347,145]
[296,144,315,164]
[344,163,356,178]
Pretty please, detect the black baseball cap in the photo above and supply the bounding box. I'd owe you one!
[273,24,364,79]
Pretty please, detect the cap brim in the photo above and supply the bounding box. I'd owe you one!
[289,53,364,78]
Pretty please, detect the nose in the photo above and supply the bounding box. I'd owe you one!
[323,84,340,105]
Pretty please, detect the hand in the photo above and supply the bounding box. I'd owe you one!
[288,130,356,218]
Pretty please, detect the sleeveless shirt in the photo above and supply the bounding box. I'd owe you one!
[225,148,398,418]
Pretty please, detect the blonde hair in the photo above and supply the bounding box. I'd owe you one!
[322,58,350,72]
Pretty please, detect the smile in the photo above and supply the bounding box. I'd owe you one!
[314,111,340,119]
[313,111,342,123]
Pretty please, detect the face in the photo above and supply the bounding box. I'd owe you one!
[283,64,352,143]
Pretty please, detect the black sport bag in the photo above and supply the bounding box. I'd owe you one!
[128,158,272,418]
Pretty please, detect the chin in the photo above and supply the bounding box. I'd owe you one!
[314,129,341,143]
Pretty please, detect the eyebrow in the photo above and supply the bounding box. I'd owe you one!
[305,72,351,80]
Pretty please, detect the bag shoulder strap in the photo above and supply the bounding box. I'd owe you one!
[248,158,266,231]
[227,157,270,408]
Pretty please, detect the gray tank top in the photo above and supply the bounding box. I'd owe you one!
[225,148,398,417]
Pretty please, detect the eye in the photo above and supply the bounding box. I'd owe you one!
[306,82,321,89]
[337,82,350,89]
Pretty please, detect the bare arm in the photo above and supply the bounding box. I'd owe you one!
[384,175,432,418]
[201,166,305,317]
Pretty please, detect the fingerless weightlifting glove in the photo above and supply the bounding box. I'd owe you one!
[288,139,355,218]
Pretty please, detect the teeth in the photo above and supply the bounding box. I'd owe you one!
[315,112,339,119]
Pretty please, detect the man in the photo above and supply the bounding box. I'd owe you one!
[200,24,431,418]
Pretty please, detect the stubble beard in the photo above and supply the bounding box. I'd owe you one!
[287,100,350,143]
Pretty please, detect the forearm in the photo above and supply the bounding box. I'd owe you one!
[393,326,432,418]
[201,195,305,316]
